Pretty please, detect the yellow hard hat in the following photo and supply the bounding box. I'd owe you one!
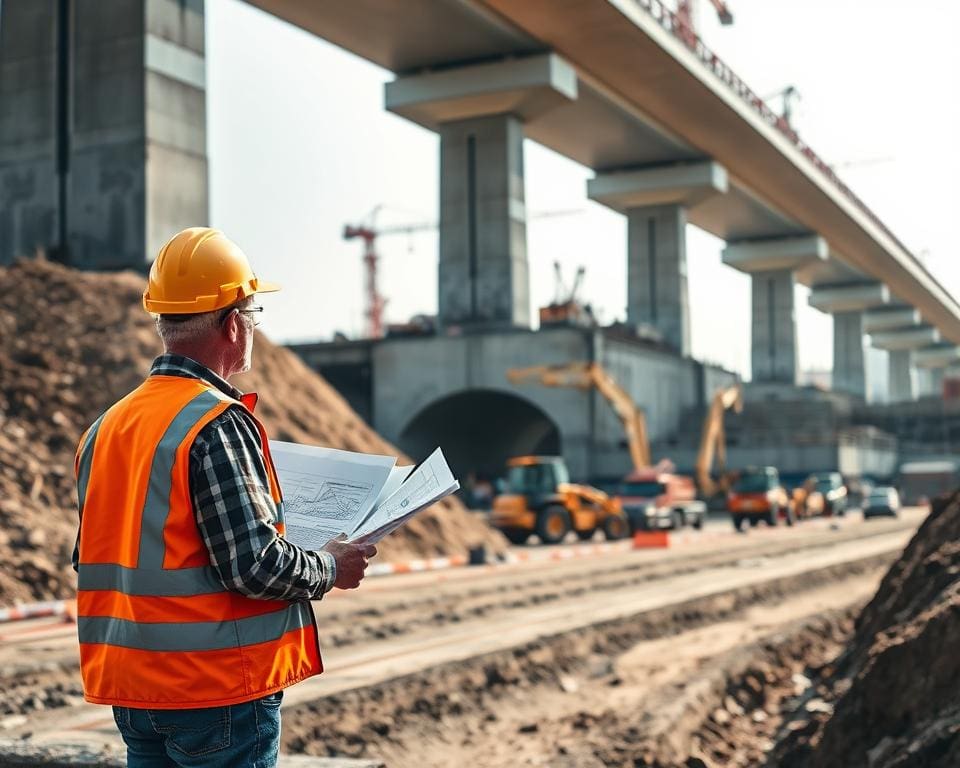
[143,227,280,314]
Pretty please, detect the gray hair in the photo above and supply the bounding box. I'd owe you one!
[155,296,254,348]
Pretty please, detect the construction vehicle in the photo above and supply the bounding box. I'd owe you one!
[811,472,848,516]
[619,467,706,532]
[727,466,795,531]
[507,362,707,532]
[491,456,629,545]
[507,362,651,471]
[539,262,595,328]
[790,475,825,519]
[695,384,744,498]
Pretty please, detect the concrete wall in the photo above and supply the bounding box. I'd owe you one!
[368,328,721,480]
[291,328,738,482]
[372,328,594,477]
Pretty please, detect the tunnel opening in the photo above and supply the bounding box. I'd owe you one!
[398,389,561,487]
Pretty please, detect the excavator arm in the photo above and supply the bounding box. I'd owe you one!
[695,385,743,497]
[507,362,651,472]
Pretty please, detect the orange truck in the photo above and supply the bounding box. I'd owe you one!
[619,468,706,532]
[726,466,795,531]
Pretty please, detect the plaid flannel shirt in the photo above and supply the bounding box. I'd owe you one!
[74,354,336,601]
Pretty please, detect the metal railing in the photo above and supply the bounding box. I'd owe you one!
[631,0,920,267]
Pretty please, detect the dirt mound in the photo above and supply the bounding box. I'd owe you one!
[0,258,502,604]
[774,495,960,767]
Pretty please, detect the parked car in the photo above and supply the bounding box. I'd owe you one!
[811,472,848,516]
[863,486,901,518]
[727,466,793,531]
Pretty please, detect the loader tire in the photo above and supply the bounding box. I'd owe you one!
[766,506,780,527]
[603,515,629,541]
[537,506,571,545]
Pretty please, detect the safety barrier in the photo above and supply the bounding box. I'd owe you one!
[0,600,74,624]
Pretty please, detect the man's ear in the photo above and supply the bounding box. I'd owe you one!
[222,309,239,343]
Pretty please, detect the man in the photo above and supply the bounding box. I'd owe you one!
[73,227,374,767]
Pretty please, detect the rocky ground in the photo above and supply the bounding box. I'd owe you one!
[281,563,884,767]
[770,490,960,767]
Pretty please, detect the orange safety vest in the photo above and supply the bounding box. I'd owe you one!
[74,374,322,709]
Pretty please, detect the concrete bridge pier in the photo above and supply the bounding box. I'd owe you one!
[913,345,960,398]
[723,236,828,384]
[888,351,917,402]
[0,0,208,269]
[385,53,577,330]
[871,326,941,402]
[587,162,727,356]
[808,283,889,399]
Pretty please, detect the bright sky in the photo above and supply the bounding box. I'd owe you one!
[205,0,960,380]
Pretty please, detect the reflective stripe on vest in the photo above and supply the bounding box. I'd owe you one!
[78,601,314,651]
[75,375,322,709]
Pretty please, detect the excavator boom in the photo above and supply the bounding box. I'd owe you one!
[696,384,743,496]
[507,362,651,471]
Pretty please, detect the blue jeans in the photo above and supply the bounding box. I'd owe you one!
[113,691,283,768]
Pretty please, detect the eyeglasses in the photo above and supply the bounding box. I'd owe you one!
[220,305,264,328]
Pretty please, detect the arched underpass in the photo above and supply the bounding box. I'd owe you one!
[398,389,561,483]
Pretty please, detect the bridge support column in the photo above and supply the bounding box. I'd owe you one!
[385,53,577,330]
[872,327,940,402]
[749,269,799,383]
[722,236,828,385]
[623,204,690,353]
[832,312,869,397]
[912,345,960,399]
[915,368,937,398]
[588,162,727,356]
[436,114,529,328]
[0,0,208,269]
[808,283,889,399]
[888,351,916,402]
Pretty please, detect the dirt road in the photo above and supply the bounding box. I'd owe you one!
[0,509,925,765]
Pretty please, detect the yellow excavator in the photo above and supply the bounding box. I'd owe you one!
[506,362,651,470]
[695,384,744,497]
[505,362,744,499]
[489,362,642,544]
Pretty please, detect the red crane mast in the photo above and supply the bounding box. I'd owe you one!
[342,209,435,339]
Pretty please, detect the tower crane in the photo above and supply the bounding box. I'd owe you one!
[343,207,583,339]
[342,206,434,339]
[675,0,734,47]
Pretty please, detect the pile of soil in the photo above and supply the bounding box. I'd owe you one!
[0,258,503,604]
[774,494,960,767]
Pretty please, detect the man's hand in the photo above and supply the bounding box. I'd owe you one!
[323,539,377,590]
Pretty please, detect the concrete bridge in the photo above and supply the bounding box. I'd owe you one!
[1,0,954,476]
